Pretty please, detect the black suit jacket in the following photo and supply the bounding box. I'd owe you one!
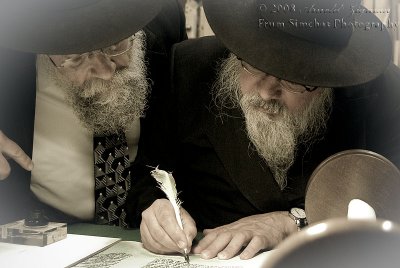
[0,0,187,225]
[127,36,400,230]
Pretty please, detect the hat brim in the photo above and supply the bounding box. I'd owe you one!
[0,0,162,54]
[203,0,392,87]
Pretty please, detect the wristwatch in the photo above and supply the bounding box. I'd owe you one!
[289,208,308,231]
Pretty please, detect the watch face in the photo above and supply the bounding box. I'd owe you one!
[291,208,306,219]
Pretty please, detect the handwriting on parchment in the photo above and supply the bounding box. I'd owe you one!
[142,258,243,268]
[75,253,244,268]
[75,253,132,268]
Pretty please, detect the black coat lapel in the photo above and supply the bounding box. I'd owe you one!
[204,107,289,212]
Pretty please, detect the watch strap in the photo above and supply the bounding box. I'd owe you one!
[289,208,308,231]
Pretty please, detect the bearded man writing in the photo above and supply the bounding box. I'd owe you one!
[128,0,400,261]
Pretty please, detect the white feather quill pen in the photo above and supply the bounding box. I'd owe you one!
[149,166,189,263]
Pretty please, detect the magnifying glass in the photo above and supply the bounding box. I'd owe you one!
[305,149,400,224]
[263,149,400,268]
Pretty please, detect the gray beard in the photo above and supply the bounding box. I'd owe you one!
[213,54,333,189]
[37,31,149,135]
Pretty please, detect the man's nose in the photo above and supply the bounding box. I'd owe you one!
[256,75,282,100]
[73,54,117,85]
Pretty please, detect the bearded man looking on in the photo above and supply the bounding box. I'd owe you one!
[0,0,186,225]
[128,0,400,261]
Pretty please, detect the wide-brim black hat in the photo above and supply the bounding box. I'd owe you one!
[203,0,393,87]
[0,0,162,54]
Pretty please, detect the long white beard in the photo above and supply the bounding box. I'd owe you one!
[241,91,332,189]
[37,31,149,135]
[213,54,333,189]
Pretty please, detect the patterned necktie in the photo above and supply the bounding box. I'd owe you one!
[93,133,131,227]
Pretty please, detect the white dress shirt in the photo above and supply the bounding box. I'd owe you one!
[31,60,140,220]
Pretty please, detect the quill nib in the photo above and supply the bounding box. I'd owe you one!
[184,249,190,265]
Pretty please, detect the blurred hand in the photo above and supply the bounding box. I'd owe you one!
[193,211,297,260]
[140,198,197,255]
[0,131,33,180]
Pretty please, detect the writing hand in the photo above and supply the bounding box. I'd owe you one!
[140,198,197,255]
[193,211,297,260]
[0,131,33,180]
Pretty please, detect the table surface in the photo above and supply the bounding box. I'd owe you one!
[68,223,141,241]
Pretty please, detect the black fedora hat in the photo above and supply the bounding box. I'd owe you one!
[0,0,163,54]
[263,218,400,268]
[203,0,392,87]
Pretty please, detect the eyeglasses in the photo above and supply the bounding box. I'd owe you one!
[49,36,135,69]
[239,59,318,93]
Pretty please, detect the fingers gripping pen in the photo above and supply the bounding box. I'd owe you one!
[149,166,190,265]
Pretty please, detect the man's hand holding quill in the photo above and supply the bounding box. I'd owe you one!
[140,167,197,264]
[140,198,197,258]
